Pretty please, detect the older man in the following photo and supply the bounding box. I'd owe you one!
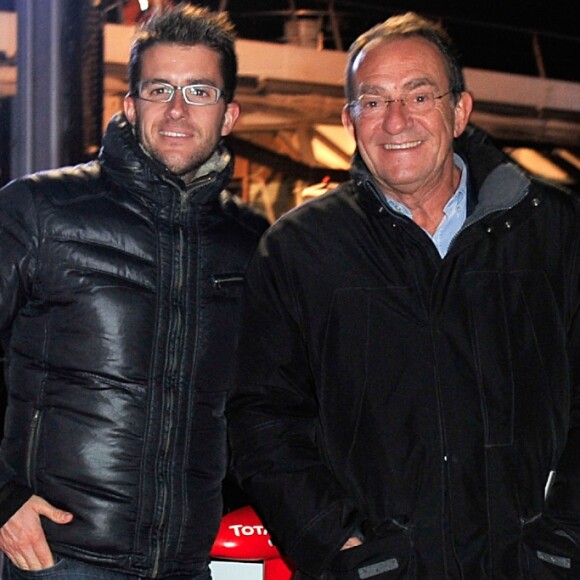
[228,11,580,580]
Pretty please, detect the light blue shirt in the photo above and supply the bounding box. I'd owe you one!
[384,154,468,257]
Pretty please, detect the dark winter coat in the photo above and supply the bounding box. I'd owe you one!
[228,127,580,579]
[0,112,268,577]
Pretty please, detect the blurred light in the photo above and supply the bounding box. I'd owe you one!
[555,148,580,170]
[506,147,573,184]
[311,124,353,170]
[138,0,149,10]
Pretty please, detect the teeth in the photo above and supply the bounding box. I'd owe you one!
[383,141,421,150]
[161,131,188,137]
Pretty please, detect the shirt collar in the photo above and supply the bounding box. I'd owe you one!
[384,154,468,257]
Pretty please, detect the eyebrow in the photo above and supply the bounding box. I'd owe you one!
[405,78,437,91]
[359,77,438,95]
[144,77,220,87]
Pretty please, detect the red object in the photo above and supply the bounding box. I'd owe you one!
[211,505,294,579]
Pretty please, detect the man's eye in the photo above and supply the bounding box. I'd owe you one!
[411,93,430,104]
[361,98,380,108]
[187,86,209,98]
[151,85,171,95]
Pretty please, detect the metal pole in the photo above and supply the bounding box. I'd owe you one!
[12,0,63,176]
[11,0,102,178]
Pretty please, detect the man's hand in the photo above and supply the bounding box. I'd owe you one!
[0,495,73,571]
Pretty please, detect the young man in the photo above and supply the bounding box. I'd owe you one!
[228,12,580,579]
[0,4,268,579]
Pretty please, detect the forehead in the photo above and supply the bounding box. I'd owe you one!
[139,42,223,84]
[353,36,448,90]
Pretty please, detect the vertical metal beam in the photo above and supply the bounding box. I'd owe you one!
[11,0,102,178]
[13,0,63,176]
[532,33,547,79]
[327,0,343,51]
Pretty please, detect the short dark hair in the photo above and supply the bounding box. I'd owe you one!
[128,2,238,103]
[345,12,465,104]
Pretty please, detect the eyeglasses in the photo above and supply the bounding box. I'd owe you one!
[135,81,223,106]
[349,89,453,117]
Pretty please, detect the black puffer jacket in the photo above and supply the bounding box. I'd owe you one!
[0,112,269,577]
[228,127,580,579]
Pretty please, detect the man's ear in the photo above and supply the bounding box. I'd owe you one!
[221,101,241,137]
[124,94,137,126]
[453,91,473,138]
[341,104,356,141]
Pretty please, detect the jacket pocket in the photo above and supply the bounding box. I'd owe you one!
[521,514,580,578]
[211,273,244,297]
[25,409,42,488]
[328,533,415,579]
[466,270,566,448]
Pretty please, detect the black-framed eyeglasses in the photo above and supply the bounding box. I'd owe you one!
[349,89,453,117]
[135,81,223,106]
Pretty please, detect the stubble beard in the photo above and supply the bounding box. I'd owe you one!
[134,116,220,184]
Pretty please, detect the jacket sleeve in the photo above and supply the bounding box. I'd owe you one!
[0,179,38,521]
[546,212,580,526]
[0,179,38,332]
[227,230,363,577]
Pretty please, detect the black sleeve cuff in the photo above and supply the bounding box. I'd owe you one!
[0,481,33,528]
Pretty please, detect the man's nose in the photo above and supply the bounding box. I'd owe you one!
[381,100,410,132]
[166,89,188,117]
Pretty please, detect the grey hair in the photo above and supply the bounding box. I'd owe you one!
[345,12,465,104]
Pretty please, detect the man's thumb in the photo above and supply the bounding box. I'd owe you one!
[51,508,73,524]
[36,498,74,524]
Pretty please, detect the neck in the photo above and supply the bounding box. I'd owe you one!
[385,163,461,235]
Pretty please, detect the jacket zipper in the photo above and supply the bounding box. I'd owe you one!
[151,185,188,577]
[26,409,41,488]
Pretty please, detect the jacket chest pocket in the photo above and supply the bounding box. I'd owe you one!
[211,273,245,297]
[194,273,246,390]
[466,270,565,448]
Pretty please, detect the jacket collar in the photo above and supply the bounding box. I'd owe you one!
[98,112,234,206]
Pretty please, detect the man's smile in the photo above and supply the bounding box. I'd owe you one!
[382,140,422,150]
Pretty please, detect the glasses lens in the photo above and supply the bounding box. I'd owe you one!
[405,90,436,114]
[182,84,221,106]
[355,96,385,117]
[138,81,174,102]
[353,89,442,117]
